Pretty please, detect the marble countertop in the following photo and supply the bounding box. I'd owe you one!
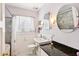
[40,44,68,56]
[40,41,78,56]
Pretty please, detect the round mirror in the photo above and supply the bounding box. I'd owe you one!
[57,4,79,32]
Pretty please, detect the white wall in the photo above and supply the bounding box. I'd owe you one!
[0,3,2,20]
[39,3,79,50]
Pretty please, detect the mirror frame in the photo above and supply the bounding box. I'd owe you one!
[56,5,79,33]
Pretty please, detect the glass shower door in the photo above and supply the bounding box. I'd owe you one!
[12,16,36,56]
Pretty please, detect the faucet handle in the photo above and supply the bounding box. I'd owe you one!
[51,34,55,39]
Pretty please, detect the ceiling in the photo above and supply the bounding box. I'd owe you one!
[6,3,44,11]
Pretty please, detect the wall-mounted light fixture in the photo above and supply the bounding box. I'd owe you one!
[50,15,56,27]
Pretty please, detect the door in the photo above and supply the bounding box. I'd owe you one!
[12,16,37,56]
[0,28,2,55]
[0,3,5,56]
[0,3,2,55]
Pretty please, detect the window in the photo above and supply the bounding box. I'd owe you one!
[19,16,35,32]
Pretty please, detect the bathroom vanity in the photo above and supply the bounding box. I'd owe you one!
[34,37,79,56]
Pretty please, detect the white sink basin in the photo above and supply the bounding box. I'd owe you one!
[34,38,52,44]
